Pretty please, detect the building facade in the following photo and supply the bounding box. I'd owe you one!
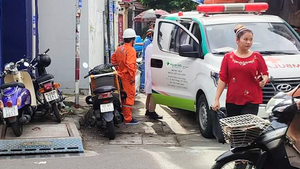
[38,0,106,94]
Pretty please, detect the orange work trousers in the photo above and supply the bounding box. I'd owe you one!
[122,79,136,123]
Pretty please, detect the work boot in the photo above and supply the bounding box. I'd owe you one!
[148,112,163,120]
[145,110,150,116]
[125,119,139,125]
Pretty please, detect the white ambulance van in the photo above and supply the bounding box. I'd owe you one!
[151,3,300,138]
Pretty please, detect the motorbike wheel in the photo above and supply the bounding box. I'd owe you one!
[211,158,258,169]
[106,121,116,140]
[11,118,23,137]
[52,103,62,123]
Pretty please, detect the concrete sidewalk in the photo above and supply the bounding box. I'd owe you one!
[63,93,199,136]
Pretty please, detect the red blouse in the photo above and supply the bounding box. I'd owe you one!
[219,51,269,105]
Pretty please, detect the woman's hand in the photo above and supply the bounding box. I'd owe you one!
[259,79,266,88]
[259,75,268,88]
[212,100,220,111]
[297,100,300,110]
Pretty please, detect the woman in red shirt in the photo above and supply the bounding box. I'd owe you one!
[212,25,269,117]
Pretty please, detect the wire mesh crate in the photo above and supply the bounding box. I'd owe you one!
[220,114,270,147]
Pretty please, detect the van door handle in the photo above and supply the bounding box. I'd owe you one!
[151,59,163,68]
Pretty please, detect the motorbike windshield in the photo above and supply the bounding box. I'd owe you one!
[206,22,300,55]
[3,87,17,96]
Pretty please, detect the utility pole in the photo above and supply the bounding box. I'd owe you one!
[75,0,82,108]
[104,0,111,63]
[32,0,36,59]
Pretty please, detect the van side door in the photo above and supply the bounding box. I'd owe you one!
[151,19,200,111]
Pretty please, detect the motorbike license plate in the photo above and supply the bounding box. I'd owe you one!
[100,103,114,113]
[3,106,18,118]
[44,90,59,102]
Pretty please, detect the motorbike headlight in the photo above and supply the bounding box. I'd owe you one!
[265,97,285,115]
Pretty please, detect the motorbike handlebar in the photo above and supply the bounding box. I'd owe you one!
[84,74,89,79]
[16,58,24,65]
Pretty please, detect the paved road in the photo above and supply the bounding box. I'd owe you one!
[0,94,229,169]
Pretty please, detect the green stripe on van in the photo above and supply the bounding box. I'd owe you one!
[165,16,178,21]
[152,93,195,112]
[193,18,209,55]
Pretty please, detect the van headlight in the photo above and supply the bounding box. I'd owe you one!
[265,97,285,115]
[210,71,219,87]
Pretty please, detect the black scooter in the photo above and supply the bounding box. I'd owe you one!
[211,85,300,169]
[83,63,124,140]
[27,49,65,123]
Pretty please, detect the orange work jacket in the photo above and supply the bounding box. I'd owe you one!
[111,43,137,82]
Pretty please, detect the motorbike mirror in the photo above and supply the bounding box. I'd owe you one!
[24,62,30,67]
[4,63,10,70]
[82,62,89,69]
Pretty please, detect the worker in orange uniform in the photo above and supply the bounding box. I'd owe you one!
[111,28,139,125]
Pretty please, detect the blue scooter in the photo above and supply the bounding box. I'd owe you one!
[0,59,36,136]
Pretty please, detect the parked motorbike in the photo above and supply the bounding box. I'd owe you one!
[0,59,36,136]
[211,85,300,169]
[83,62,124,140]
[27,49,64,123]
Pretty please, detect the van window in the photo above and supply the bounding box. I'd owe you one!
[158,22,198,54]
[206,22,300,55]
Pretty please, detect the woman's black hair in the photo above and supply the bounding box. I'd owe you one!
[234,24,253,39]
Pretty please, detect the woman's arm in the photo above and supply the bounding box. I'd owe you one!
[257,53,269,88]
[212,79,226,111]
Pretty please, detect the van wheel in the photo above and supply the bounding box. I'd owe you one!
[197,95,213,138]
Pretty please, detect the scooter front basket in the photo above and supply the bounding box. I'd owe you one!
[220,114,270,147]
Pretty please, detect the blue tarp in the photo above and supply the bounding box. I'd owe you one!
[134,35,143,52]
[0,0,2,74]
[0,0,36,84]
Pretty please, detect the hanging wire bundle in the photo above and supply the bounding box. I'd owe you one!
[220,114,270,147]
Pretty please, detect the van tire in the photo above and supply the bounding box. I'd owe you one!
[197,95,213,138]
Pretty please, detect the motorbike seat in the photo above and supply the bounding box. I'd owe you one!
[93,86,116,94]
[36,74,54,84]
[1,82,25,90]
